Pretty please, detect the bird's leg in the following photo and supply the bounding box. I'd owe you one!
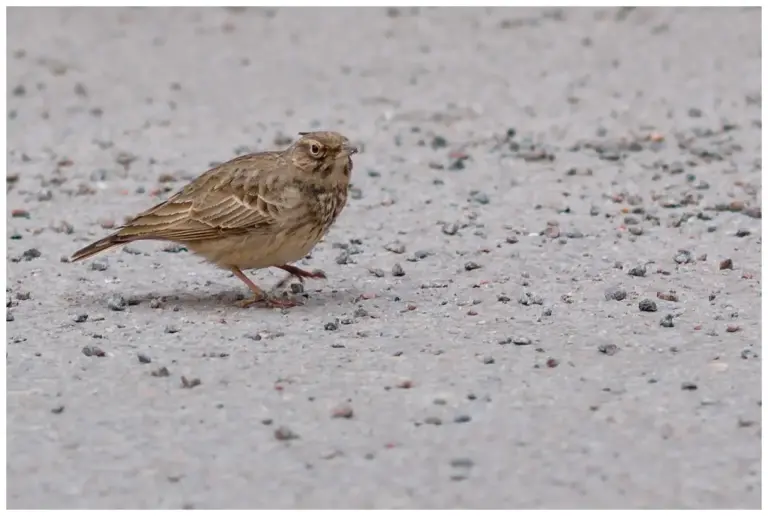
[272,265,327,291]
[231,266,300,309]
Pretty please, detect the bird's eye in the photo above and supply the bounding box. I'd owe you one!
[309,143,322,157]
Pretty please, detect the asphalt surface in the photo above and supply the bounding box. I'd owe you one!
[6,7,762,509]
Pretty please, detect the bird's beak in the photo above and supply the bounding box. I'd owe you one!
[342,142,359,156]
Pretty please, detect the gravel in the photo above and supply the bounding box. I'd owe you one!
[6,6,759,511]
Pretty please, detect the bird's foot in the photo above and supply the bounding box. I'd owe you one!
[273,265,327,291]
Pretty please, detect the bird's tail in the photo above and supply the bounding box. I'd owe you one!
[70,231,135,262]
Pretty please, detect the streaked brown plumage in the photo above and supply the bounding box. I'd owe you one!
[71,131,358,308]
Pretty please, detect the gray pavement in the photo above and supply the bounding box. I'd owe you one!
[6,7,762,509]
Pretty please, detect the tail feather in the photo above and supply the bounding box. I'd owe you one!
[70,232,134,262]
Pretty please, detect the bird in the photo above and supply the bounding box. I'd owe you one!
[70,131,358,308]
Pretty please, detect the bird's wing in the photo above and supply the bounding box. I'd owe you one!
[116,153,306,242]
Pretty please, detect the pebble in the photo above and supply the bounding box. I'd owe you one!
[735,229,751,237]
[628,265,646,277]
[369,268,386,278]
[469,190,490,204]
[73,314,88,323]
[464,261,481,271]
[164,325,180,334]
[598,343,619,355]
[513,336,532,346]
[90,260,109,271]
[149,298,163,309]
[82,345,105,357]
[324,320,339,331]
[424,416,443,425]
[674,250,694,264]
[331,404,354,419]
[442,222,459,235]
[180,376,201,389]
[391,263,406,277]
[7,312,14,322]
[431,135,448,149]
[681,382,698,391]
[481,355,495,364]
[639,299,658,312]
[719,258,734,270]
[454,414,472,423]
[660,314,675,328]
[151,367,170,377]
[106,294,126,311]
[518,292,544,306]
[384,241,406,254]
[450,458,475,468]
[21,248,41,261]
[604,286,627,301]
[274,426,300,441]
[122,246,142,255]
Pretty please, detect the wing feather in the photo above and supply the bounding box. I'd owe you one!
[113,153,306,243]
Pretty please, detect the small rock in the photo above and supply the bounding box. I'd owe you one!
[384,241,405,254]
[604,286,627,301]
[180,376,201,389]
[482,355,495,364]
[149,298,163,309]
[7,312,14,322]
[164,325,180,334]
[513,336,532,346]
[687,107,703,118]
[51,405,65,414]
[391,263,406,277]
[21,248,41,261]
[657,291,679,302]
[598,343,619,355]
[369,268,386,278]
[82,345,105,357]
[660,314,675,328]
[628,265,646,277]
[441,222,459,235]
[431,135,448,149]
[719,258,734,270]
[639,299,658,312]
[726,324,741,333]
[274,426,300,441]
[735,229,751,238]
[106,294,126,311]
[454,414,472,423]
[73,314,88,323]
[324,320,339,331]
[681,382,698,391]
[137,353,152,364]
[90,259,109,271]
[674,250,694,264]
[469,190,490,204]
[424,416,443,425]
[450,458,474,468]
[464,261,481,271]
[331,404,354,419]
[151,366,170,377]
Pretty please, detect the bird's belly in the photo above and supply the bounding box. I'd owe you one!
[189,225,324,270]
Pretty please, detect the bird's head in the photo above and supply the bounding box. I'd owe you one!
[285,131,358,179]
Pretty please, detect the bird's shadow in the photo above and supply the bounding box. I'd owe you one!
[70,283,365,313]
